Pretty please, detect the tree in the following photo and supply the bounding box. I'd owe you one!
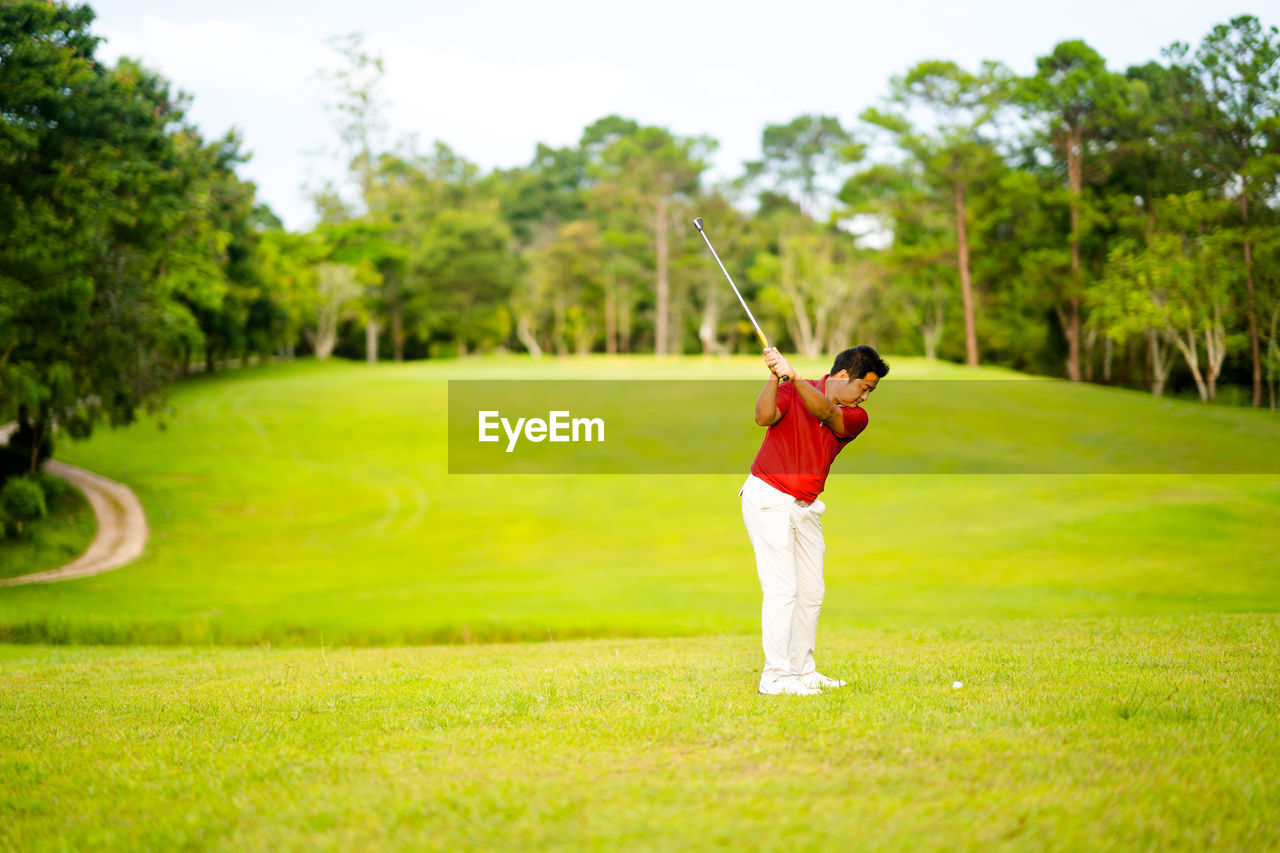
[1090,243,1178,397]
[588,118,713,355]
[1019,41,1133,381]
[256,227,324,360]
[679,193,762,355]
[1,3,254,473]
[306,263,364,359]
[529,221,607,356]
[1092,193,1242,401]
[586,177,651,356]
[489,143,588,246]
[319,32,387,208]
[1252,226,1280,409]
[860,59,1012,366]
[180,131,266,373]
[745,114,861,219]
[318,32,389,363]
[412,206,517,356]
[1167,16,1280,406]
[1113,61,1211,236]
[748,230,868,358]
[842,161,957,360]
[363,142,478,361]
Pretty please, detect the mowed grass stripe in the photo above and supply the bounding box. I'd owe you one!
[2,614,1277,850]
[0,356,1276,645]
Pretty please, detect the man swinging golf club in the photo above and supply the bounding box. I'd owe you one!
[692,216,889,696]
[744,344,888,695]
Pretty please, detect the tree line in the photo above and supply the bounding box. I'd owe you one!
[3,3,1279,477]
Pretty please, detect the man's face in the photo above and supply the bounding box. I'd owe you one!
[830,371,880,407]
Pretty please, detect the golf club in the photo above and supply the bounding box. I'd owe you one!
[693,216,788,381]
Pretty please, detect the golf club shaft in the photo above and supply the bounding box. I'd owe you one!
[695,226,768,349]
[693,217,788,380]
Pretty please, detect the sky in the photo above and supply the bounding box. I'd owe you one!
[92,1,1261,231]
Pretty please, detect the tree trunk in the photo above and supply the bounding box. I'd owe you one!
[552,296,568,357]
[575,327,592,356]
[670,275,686,356]
[1121,337,1136,388]
[391,297,404,362]
[953,181,978,367]
[604,268,618,355]
[619,281,631,354]
[1169,325,1209,402]
[698,284,722,355]
[654,195,670,356]
[783,289,819,357]
[827,304,860,359]
[365,319,378,364]
[1055,300,1082,383]
[1065,124,1084,382]
[918,295,944,360]
[1241,192,1262,406]
[779,237,819,356]
[1204,305,1228,403]
[1147,329,1171,397]
[1269,304,1279,411]
[515,315,542,358]
[1084,324,1096,382]
[28,416,42,476]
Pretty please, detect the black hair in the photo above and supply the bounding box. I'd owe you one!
[831,345,890,379]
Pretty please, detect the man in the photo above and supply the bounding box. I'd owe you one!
[742,344,889,696]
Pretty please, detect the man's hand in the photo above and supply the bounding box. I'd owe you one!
[763,347,796,382]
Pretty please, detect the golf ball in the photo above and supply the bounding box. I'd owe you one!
[952,681,963,689]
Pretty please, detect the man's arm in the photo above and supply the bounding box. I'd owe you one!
[793,378,847,435]
[755,376,783,426]
[765,348,846,435]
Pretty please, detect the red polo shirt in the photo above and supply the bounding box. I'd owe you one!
[749,374,868,503]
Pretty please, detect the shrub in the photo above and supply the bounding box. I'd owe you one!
[0,423,53,480]
[35,471,71,501]
[2,476,47,535]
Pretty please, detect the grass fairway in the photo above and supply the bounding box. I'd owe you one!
[0,356,1277,644]
[0,355,1277,849]
[3,616,1277,850]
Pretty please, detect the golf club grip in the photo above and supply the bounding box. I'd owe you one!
[762,342,790,383]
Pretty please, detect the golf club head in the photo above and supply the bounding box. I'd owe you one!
[693,217,704,232]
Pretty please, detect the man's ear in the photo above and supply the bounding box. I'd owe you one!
[833,369,851,381]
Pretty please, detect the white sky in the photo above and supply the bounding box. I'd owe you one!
[93,0,1260,231]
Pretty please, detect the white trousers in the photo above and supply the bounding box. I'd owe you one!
[740,474,827,684]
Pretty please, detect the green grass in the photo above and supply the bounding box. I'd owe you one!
[3,615,1277,850]
[0,354,1277,849]
[0,355,1277,644]
[0,480,96,581]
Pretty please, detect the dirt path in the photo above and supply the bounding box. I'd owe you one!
[0,458,149,587]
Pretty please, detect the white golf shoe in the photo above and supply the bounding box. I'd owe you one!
[758,676,821,696]
[799,672,847,689]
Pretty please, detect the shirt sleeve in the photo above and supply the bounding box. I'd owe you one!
[840,405,868,440]
[774,378,795,416]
